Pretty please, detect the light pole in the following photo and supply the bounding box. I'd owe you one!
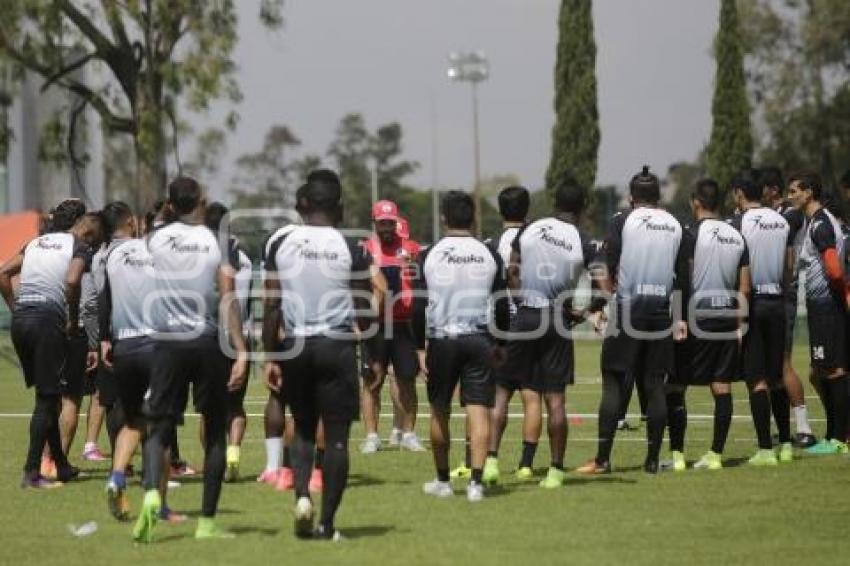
[448,51,489,236]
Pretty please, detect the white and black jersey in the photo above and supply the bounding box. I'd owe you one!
[260,224,298,280]
[681,219,748,326]
[603,207,684,319]
[799,207,846,302]
[265,225,370,337]
[511,217,596,308]
[494,226,521,266]
[15,232,89,319]
[147,221,232,338]
[99,238,157,342]
[775,201,807,299]
[728,208,790,298]
[234,245,253,336]
[80,244,107,348]
[413,236,509,340]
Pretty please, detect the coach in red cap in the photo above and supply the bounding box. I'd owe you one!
[360,201,425,454]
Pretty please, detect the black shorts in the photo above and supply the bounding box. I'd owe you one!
[97,364,119,408]
[60,333,94,398]
[493,307,574,393]
[783,296,798,355]
[145,336,231,420]
[426,334,495,410]
[10,310,66,395]
[674,334,739,386]
[601,311,674,376]
[361,321,420,381]
[742,298,785,384]
[806,299,847,370]
[113,338,155,420]
[280,337,359,424]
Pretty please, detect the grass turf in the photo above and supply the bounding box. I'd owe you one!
[0,334,847,565]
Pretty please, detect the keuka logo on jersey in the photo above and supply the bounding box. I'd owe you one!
[637,215,676,233]
[747,215,785,231]
[165,235,211,254]
[709,227,742,246]
[293,238,340,261]
[120,250,154,268]
[536,225,573,251]
[35,239,64,251]
[439,246,485,264]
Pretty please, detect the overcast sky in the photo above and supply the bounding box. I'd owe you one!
[199,0,720,200]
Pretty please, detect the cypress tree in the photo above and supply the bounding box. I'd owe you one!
[707,0,753,191]
[546,0,600,193]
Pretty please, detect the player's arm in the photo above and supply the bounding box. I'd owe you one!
[411,250,429,378]
[65,257,86,336]
[0,252,23,310]
[98,270,114,368]
[218,260,248,392]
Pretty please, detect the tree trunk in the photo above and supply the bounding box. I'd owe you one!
[132,80,167,214]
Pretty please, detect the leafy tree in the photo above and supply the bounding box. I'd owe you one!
[545,0,600,193]
[0,0,284,211]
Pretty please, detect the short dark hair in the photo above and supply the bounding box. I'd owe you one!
[168,177,202,215]
[441,191,475,229]
[839,169,850,190]
[730,170,761,202]
[497,186,530,222]
[757,166,783,192]
[788,171,823,200]
[554,176,586,214]
[692,178,721,212]
[101,201,134,243]
[298,169,342,215]
[629,165,660,204]
[51,198,87,232]
[204,202,229,233]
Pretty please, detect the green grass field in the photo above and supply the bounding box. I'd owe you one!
[0,333,847,565]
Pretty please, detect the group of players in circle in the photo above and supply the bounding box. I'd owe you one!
[0,164,848,543]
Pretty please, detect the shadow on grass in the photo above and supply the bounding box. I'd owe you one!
[564,476,637,486]
[229,525,280,537]
[348,473,396,488]
[184,508,243,518]
[342,525,396,539]
[720,457,749,469]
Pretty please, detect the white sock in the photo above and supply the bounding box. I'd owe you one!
[84,442,97,453]
[366,432,379,441]
[265,437,282,472]
[794,405,812,435]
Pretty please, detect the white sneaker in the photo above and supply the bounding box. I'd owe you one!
[388,428,402,447]
[360,433,381,454]
[422,479,453,498]
[399,432,426,452]
[294,496,314,538]
[466,481,484,503]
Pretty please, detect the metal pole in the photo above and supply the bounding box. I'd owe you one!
[371,160,379,208]
[472,80,482,236]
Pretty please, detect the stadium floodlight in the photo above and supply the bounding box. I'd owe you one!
[447,50,489,236]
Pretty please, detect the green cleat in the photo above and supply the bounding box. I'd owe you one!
[671,451,686,472]
[225,446,240,483]
[833,440,849,454]
[693,451,722,471]
[515,466,534,480]
[195,517,236,540]
[450,465,471,479]
[132,490,161,543]
[778,442,794,463]
[806,439,839,455]
[538,467,566,489]
[482,457,500,486]
[747,449,778,467]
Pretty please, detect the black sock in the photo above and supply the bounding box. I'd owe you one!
[645,378,667,463]
[827,376,848,442]
[519,441,537,468]
[168,427,181,466]
[25,393,54,474]
[142,417,173,492]
[711,393,732,454]
[201,412,227,517]
[319,420,351,532]
[749,389,773,449]
[596,371,623,465]
[552,461,564,470]
[464,439,471,468]
[44,396,68,468]
[666,390,687,452]
[818,382,835,440]
[291,423,317,500]
[487,450,497,458]
[315,448,325,471]
[770,388,792,443]
[283,446,292,468]
[470,468,483,484]
[437,468,449,482]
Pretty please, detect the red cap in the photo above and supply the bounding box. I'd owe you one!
[396,217,410,239]
[372,200,399,222]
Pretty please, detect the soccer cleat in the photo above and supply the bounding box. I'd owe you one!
[160,507,189,524]
[747,449,779,467]
[693,451,722,471]
[360,433,381,454]
[793,433,818,449]
[643,459,660,475]
[482,457,500,486]
[538,467,566,489]
[132,490,161,543]
[805,439,838,455]
[617,420,638,431]
[422,479,454,498]
[314,524,344,542]
[20,473,63,489]
[256,469,280,486]
[515,466,534,480]
[82,446,107,462]
[56,465,80,483]
[449,465,471,479]
[575,459,611,475]
[225,446,240,483]
[833,440,849,454]
[170,461,197,477]
[399,432,426,452]
[778,442,794,463]
[107,480,130,521]
[671,451,686,472]
[275,467,295,491]
[388,428,402,447]
[294,497,314,539]
[308,469,323,493]
[466,481,484,503]
[195,517,236,540]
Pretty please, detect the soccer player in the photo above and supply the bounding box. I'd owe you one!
[133,177,249,542]
[666,179,750,471]
[728,171,793,466]
[360,200,424,453]
[263,170,384,540]
[760,167,817,447]
[416,191,510,502]
[787,172,849,454]
[577,166,686,475]
[0,199,101,487]
[484,185,544,484]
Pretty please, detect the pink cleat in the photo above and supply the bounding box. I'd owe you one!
[83,446,108,462]
[275,467,294,491]
[309,469,323,494]
[256,469,280,486]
